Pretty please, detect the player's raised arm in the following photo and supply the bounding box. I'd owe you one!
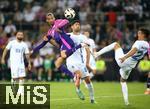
[32,35,50,53]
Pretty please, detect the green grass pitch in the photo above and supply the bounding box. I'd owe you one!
[50,82,150,109]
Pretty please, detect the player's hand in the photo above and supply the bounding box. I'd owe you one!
[61,50,67,58]
[119,57,126,63]
[81,43,89,48]
[43,35,48,41]
[86,64,93,72]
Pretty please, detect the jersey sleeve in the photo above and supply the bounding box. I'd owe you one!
[24,44,29,54]
[55,19,69,29]
[90,39,96,49]
[81,35,91,45]
[132,41,141,50]
[6,41,12,50]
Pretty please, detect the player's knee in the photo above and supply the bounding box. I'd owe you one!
[61,51,67,59]
[114,42,121,50]
[85,76,91,84]
[76,73,81,79]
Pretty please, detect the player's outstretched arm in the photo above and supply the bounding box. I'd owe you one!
[119,47,137,63]
[1,48,8,64]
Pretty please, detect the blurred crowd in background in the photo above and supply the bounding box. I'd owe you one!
[0,0,149,82]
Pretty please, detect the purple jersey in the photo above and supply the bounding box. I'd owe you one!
[47,19,75,50]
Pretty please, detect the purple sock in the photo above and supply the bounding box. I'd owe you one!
[58,65,74,78]
[66,44,81,57]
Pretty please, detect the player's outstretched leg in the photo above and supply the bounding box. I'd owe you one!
[84,76,95,103]
[94,42,119,58]
[120,77,129,105]
[74,71,85,100]
[144,72,150,95]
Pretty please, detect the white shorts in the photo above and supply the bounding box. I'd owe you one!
[90,55,96,70]
[66,63,90,78]
[115,48,137,80]
[11,66,26,78]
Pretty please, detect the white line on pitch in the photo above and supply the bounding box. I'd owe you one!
[50,94,146,101]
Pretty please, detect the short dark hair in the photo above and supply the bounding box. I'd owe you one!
[46,13,54,17]
[70,20,80,26]
[139,28,149,38]
[15,31,24,35]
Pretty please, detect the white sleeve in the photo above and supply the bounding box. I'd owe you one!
[132,41,140,50]
[81,35,90,44]
[24,44,29,54]
[90,39,96,49]
[6,41,12,50]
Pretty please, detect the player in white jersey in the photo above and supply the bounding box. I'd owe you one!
[66,20,95,103]
[83,30,97,75]
[1,31,31,95]
[94,28,149,105]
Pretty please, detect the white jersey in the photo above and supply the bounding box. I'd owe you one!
[87,38,96,53]
[131,40,149,61]
[67,33,89,64]
[66,33,90,78]
[6,40,29,68]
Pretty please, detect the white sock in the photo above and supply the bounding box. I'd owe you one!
[87,83,94,100]
[18,79,24,94]
[76,87,80,92]
[120,82,129,105]
[97,42,116,56]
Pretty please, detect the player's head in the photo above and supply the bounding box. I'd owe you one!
[16,31,24,41]
[70,20,80,33]
[137,28,149,40]
[46,13,55,26]
[83,31,90,38]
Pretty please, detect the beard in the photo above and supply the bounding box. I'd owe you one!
[17,37,23,41]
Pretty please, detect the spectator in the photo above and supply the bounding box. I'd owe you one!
[33,55,44,81]
[4,20,16,34]
[43,54,53,81]
[23,4,36,23]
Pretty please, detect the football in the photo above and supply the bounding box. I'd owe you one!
[64,8,76,19]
